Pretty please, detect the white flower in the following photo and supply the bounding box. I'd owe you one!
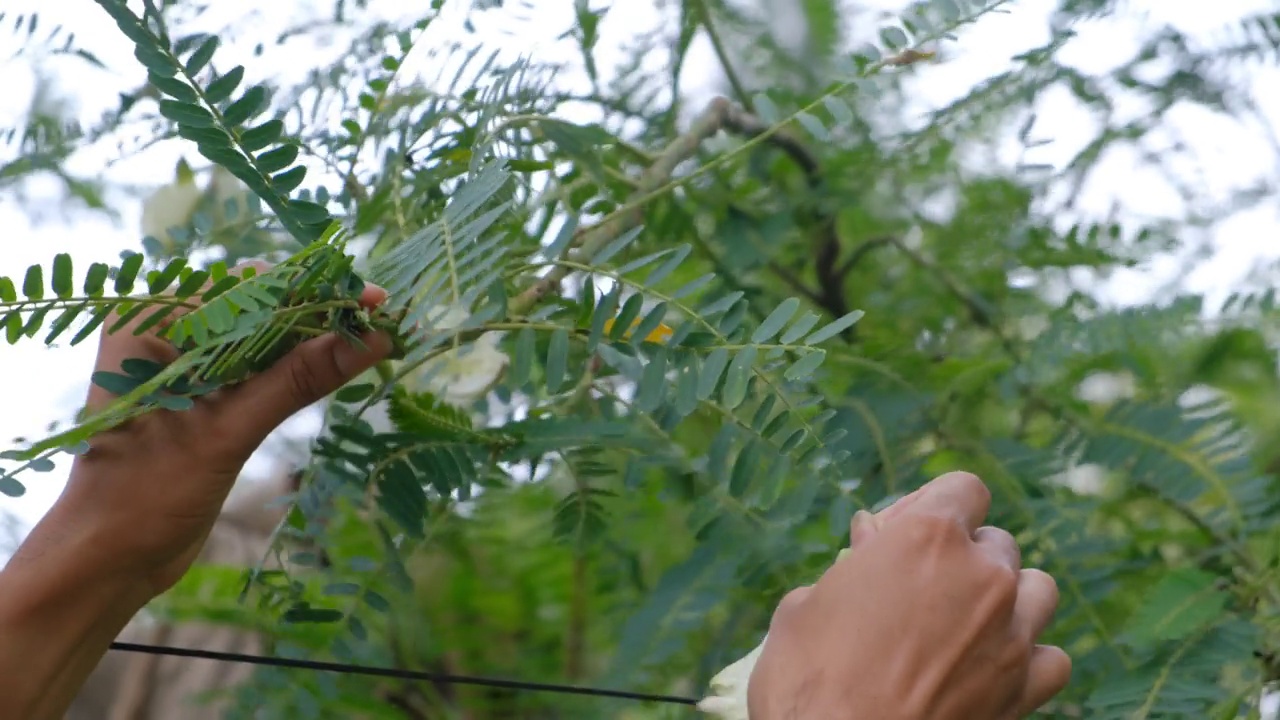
[207,164,247,205]
[402,304,509,407]
[698,549,853,718]
[140,169,202,250]
[1051,463,1107,496]
[697,634,767,719]
[1075,371,1136,404]
[411,334,508,406]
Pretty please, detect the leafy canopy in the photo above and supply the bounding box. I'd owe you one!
[5,0,1280,717]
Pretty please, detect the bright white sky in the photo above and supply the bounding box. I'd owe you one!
[0,0,1278,553]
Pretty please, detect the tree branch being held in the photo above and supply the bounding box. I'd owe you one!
[0,261,395,720]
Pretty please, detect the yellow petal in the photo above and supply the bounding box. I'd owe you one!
[602,317,674,344]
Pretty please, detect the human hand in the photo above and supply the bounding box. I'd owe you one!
[57,259,394,597]
[746,472,1070,720]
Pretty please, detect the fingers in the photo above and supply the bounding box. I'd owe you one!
[199,269,393,456]
[124,259,263,335]
[86,261,280,408]
[92,260,261,362]
[86,250,395,430]
[358,282,389,309]
[1010,569,1065,713]
[214,328,394,454]
[849,473,993,560]
[848,510,879,547]
[897,471,991,534]
[1017,644,1072,715]
[856,471,1067,715]
[874,486,926,524]
[973,526,1020,571]
[967,500,1065,713]
[1012,568,1059,640]
[846,487,921,552]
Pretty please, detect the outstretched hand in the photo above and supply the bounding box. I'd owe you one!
[748,472,1071,720]
[62,259,395,594]
[0,259,398,720]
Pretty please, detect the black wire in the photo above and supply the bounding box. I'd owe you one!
[107,641,699,706]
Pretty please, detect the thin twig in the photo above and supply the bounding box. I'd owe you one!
[508,96,852,319]
[512,0,1007,319]
[719,104,852,322]
[884,236,1018,357]
[691,0,752,110]
[837,236,894,277]
[508,97,737,315]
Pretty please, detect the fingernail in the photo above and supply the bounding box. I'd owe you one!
[361,286,389,309]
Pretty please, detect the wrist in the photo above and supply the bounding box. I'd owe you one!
[0,482,155,719]
[38,466,165,591]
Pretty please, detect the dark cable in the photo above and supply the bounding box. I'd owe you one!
[107,641,700,706]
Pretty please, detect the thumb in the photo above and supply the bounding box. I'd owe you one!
[219,329,394,450]
[848,510,880,547]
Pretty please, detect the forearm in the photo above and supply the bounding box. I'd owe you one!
[0,487,154,720]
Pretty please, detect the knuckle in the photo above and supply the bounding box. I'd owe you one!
[197,405,245,450]
[978,525,1022,560]
[983,559,1021,597]
[977,524,1015,545]
[770,586,813,628]
[902,512,965,544]
[288,356,322,407]
[1003,637,1033,672]
[997,562,1021,591]
[944,470,990,504]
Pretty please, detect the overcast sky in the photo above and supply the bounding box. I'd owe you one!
[1,0,1278,553]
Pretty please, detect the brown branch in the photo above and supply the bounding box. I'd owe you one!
[763,255,825,307]
[507,97,866,337]
[837,236,894,277]
[719,105,853,325]
[719,104,821,178]
[509,97,738,316]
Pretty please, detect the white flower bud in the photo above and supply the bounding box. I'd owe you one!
[697,635,767,719]
[401,304,509,407]
[698,548,853,718]
[140,171,202,251]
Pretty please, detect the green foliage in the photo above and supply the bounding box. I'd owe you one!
[0,231,410,490]
[7,0,1280,717]
[95,0,332,244]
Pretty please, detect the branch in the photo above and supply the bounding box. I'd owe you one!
[506,95,870,334]
[691,0,752,110]
[718,104,820,178]
[761,253,825,307]
[884,236,1018,357]
[718,104,852,323]
[509,97,737,316]
[837,236,894,277]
